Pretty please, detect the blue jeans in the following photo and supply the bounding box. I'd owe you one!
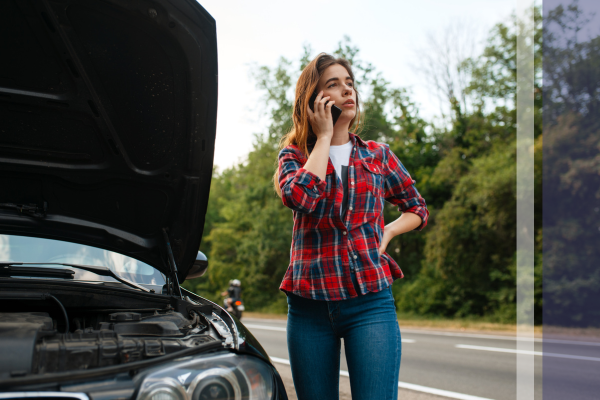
[286,274,401,400]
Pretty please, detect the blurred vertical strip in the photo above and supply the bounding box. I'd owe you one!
[516,0,535,400]
[543,0,600,398]
[516,1,535,399]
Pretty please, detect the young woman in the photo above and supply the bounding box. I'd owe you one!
[275,53,429,400]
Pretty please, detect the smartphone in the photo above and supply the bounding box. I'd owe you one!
[309,92,342,126]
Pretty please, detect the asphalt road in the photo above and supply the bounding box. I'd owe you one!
[240,318,600,400]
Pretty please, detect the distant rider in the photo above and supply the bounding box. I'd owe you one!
[221,279,241,312]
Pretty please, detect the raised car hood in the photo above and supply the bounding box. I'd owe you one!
[0,0,218,281]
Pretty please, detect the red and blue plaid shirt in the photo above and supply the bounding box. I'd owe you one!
[278,133,429,301]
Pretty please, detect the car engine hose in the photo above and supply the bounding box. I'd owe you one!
[42,293,69,333]
[0,291,70,333]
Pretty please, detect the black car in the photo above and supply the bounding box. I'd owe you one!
[0,1,287,399]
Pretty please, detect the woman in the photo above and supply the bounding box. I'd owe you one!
[276,53,429,400]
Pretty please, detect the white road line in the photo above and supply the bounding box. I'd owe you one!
[401,329,600,346]
[396,382,494,400]
[456,344,600,362]
[401,328,600,347]
[245,324,415,343]
[402,329,537,342]
[269,357,494,400]
[245,324,286,332]
[271,356,290,365]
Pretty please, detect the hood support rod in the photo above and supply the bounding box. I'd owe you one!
[162,228,184,300]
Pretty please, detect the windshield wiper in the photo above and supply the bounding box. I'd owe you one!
[0,262,150,292]
[0,265,75,279]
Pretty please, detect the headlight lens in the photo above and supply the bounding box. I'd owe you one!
[143,379,187,400]
[137,354,274,400]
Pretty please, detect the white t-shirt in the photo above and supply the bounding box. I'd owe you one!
[329,141,353,180]
[329,141,353,216]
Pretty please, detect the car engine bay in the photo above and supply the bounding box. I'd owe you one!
[0,284,234,380]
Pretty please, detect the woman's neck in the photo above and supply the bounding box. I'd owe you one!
[331,122,351,146]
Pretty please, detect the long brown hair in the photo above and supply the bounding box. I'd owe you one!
[274,53,363,197]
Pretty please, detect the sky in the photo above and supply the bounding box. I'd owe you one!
[197,0,518,170]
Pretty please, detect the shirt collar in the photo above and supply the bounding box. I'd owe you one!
[349,132,367,148]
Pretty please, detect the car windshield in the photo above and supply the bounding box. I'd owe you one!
[0,234,165,287]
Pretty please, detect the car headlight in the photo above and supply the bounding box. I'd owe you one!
[137,353,274,400]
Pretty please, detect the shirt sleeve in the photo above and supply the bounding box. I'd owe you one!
[382,145,429,231]
[278,146,327,214]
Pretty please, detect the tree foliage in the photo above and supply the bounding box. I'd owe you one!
[182,6,562,325]
[542,1,600,327]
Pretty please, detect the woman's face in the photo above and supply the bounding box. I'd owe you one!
[316,64,356,124]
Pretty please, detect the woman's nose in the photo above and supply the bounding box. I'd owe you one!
[342,83,352,95]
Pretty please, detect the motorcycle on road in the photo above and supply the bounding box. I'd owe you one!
[221,279,244,319]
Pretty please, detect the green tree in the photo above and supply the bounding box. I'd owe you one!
[542,1,600,327]
[395,6,543,323]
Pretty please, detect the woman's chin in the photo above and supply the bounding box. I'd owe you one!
[339,110,356,122]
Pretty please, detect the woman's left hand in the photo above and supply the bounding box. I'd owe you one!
[378,228,393,256]
[378,213,422,255]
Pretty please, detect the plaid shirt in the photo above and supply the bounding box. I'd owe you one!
[278,133,429,301]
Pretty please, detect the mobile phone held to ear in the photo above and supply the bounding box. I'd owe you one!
[309,92,342,126]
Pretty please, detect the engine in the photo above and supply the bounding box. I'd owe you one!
[0,309,221,379]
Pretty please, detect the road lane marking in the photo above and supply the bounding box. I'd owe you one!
[402,328,600,347]
[456,344,600,362]
[245,324,415,343]
[269,357,494,400]
[395,382,494,400]
[245,324,286,332]
[403,329,538,342]
[271,356,290,365]
[242,318,287,323]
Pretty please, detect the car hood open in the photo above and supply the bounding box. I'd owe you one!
[0,0,217,282]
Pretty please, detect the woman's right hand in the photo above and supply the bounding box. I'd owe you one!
[307,91,335,141]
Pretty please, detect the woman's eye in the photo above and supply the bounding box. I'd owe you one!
[328,83,336,88]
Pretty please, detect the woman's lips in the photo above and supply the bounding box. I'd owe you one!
[342,100,355,107]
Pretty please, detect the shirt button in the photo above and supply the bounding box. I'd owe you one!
[343,231,347,235]
[353,255,358,259]
[313,187,318,193]
[349,207,353,211]
[351,181,354,185]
